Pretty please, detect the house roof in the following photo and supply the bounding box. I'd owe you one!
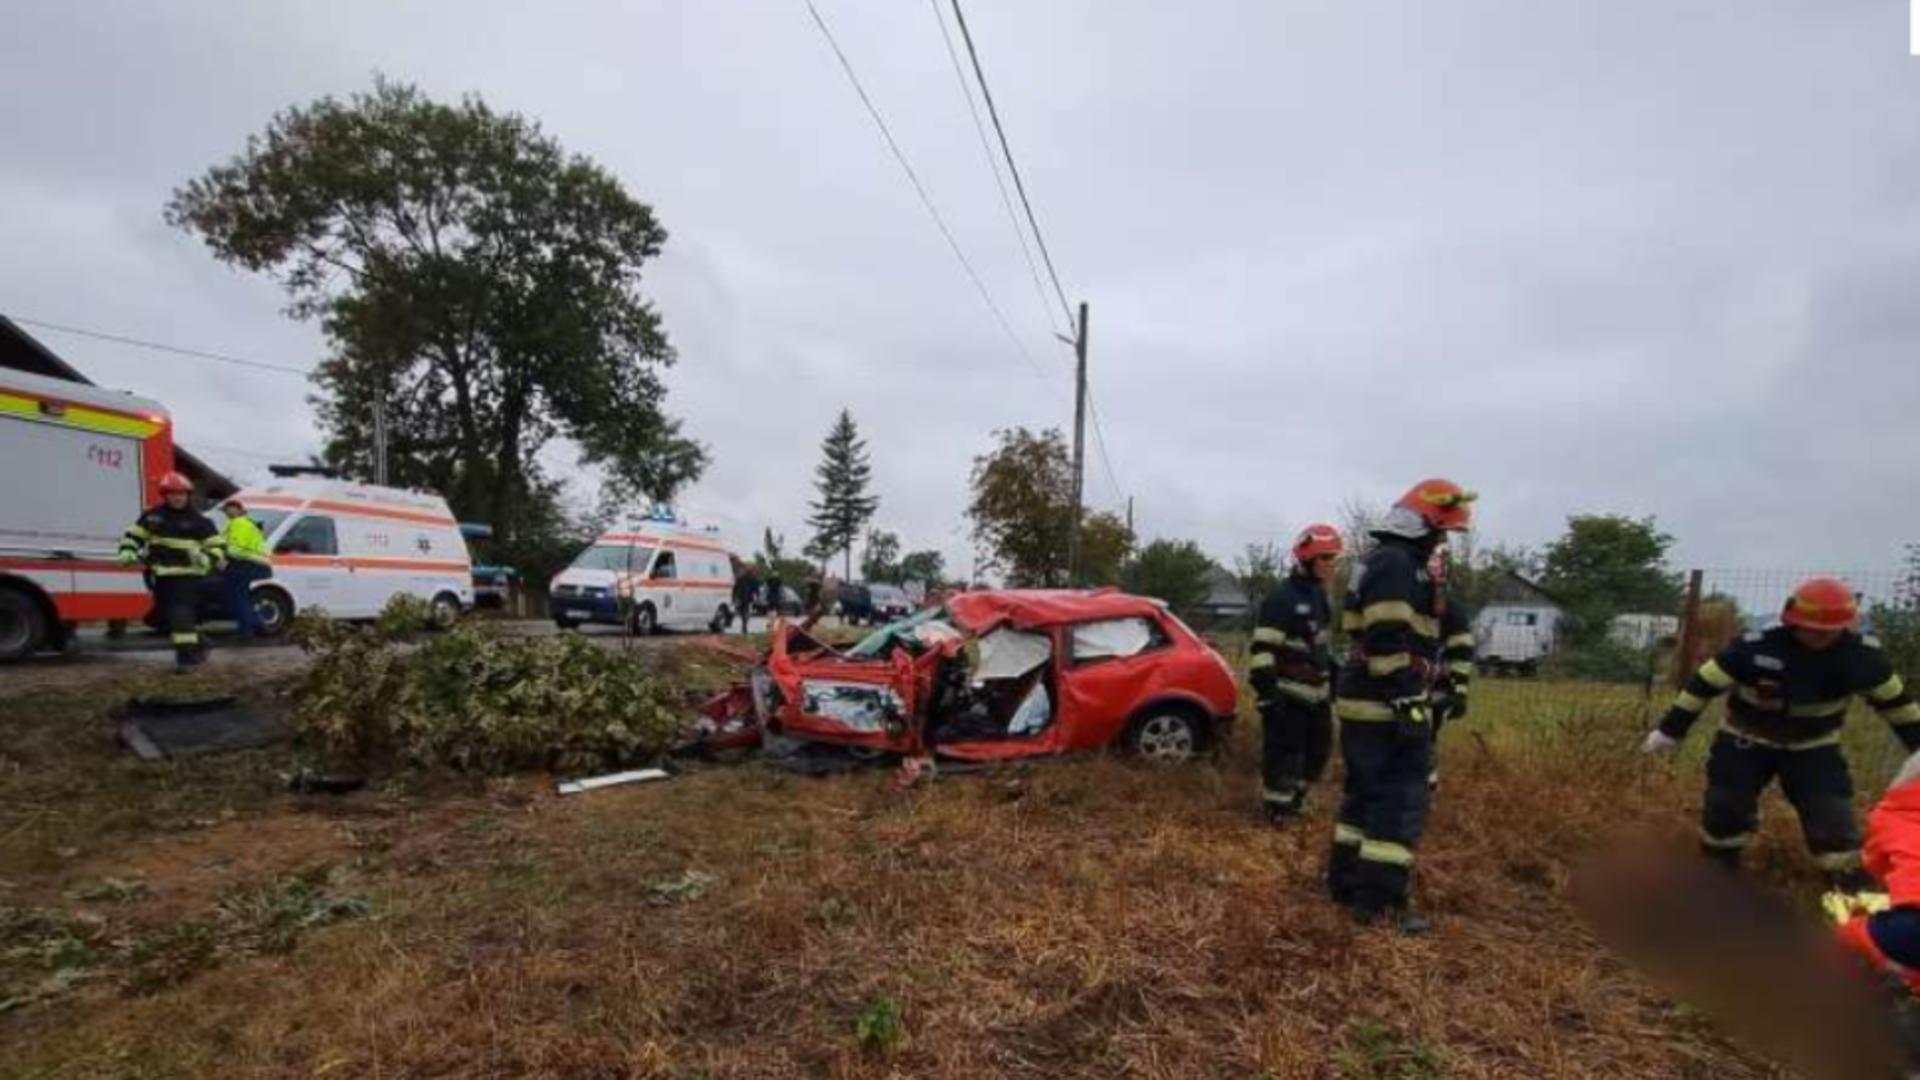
[1482,570,1563,608]
[0,316,237,499]
[1202,566,1250,607]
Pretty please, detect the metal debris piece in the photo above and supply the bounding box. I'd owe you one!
[555,767,671,795]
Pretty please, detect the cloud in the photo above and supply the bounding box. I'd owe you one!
[2,0,1915,582]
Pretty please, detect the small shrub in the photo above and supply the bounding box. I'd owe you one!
[855,994,906,1054]
[293,603,682,775]
[1336,1017,1444,1080]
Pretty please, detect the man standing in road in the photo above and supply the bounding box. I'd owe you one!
[217,498,272,643]
[118,471,226,672]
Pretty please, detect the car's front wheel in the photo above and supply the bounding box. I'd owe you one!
[629,603,658,637]
[1128,707,1202,763]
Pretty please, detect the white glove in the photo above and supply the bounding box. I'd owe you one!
[1641,730,1680,755]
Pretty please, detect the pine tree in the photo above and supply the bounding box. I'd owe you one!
[807,409,880,579]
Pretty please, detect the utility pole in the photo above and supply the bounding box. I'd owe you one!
[371,397,390,487]
[1126,495,1134,535]
[1066,301,1089,586]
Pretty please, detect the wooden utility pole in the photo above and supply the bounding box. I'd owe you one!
[1066,301,1089,585]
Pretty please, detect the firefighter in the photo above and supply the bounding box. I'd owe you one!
[1645,577,1920,887]
[1426,543,1476,792]
[217,499,272,642]
[1328,478,1476,932]
[1249,524,1343,823]
[118,472,226,672]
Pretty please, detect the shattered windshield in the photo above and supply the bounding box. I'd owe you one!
[847,606,955,658]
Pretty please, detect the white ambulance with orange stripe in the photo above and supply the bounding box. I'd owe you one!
[0,368,174,659]
[549,520,736,635]
[236,478,473,634]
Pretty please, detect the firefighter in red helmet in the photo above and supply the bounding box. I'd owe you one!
[1249,524,1343,822]
[1328,479,1476,932]
[118,471,226,672]
[1647,577,1920,888]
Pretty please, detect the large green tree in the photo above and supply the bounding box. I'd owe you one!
[1539,514,1682,642]
[165,78,704,572]
[1122,539,1217,614]
[967,426,1134,587]
[807,409,879,579]
[860,529,902,584]
[897,549,947,588]
[1234,541,1285,611]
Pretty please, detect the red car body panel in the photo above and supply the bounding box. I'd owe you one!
[764,589,1237,761]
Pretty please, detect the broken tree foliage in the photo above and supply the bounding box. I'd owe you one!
[292,612,680,775]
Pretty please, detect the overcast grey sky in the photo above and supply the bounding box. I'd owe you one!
[3,0,1916,579]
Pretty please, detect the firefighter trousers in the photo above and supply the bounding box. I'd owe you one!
[1700,731,1858,873]
[153,575,207,666]
[1260,695,1331,812]
[1330,718,1433,913]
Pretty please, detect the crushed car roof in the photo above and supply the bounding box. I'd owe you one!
[945,589,1166,633]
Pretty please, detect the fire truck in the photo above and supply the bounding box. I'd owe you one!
[0,367,174,659]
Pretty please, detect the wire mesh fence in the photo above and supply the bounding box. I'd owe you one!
[1456,566,1920,784]
[1213,564,1920,774]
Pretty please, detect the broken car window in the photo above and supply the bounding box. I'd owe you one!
[847,607,956,658]
[1070,617,1158,661]
[974,628,1052,683]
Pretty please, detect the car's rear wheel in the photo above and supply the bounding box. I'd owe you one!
[429,592,461,630]
[1129,707,1201,763]
[0,586,48,661]
[554,616,579,631]
[709,604,732,634]
[252,586,295,638]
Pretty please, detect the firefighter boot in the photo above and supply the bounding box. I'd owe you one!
[1327,836,1360,905]
[1264,784,1304,825]
[1352,903,1431,936]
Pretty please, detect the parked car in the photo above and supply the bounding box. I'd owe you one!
[753,584,805,618]
[758,589,1237,763]
[234,478,473,635]
[836,582,874,625]
[550,523,735,635]
[868,583,913,622]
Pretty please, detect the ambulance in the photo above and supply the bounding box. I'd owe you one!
[234,477,473,634]
[549,518,736,635]
[0,368,173,659]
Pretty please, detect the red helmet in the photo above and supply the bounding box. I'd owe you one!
[1291,523,1344,564]
[1394,478,1476,533]
[1782,577,1859,632]
[157,471,194,494]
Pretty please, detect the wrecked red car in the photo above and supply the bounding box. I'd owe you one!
[753,589,1238,763]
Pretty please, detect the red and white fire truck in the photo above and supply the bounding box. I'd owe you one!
[0,367,174,659]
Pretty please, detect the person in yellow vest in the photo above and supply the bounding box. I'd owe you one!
[217,498,273,642]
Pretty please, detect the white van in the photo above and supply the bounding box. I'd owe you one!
[549,524,735,635]
[236,478,473,634]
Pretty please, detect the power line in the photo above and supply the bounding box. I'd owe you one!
[800,0,1059,395]
[928,0,1062,341]
[6,315,311,378]
[1085,390,1124,502]
[947,0,1074,328]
